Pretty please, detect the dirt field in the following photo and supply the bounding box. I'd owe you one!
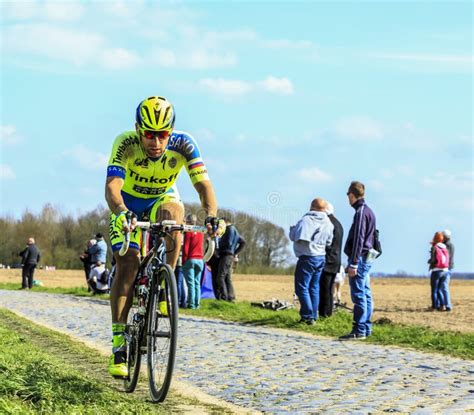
[1,269,472,334]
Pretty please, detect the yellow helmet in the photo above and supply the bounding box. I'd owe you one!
[136,96,175,132]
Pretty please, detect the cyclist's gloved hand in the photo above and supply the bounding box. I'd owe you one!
[205,216,226,237]
[115,210,137,233]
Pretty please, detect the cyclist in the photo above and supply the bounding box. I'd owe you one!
[105,96,225,378]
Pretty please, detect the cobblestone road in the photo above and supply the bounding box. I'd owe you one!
[1,290,473,414]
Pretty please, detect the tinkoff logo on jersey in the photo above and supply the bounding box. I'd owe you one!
[129,169,178,184]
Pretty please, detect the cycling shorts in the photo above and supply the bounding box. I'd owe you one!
[109,191,184,253]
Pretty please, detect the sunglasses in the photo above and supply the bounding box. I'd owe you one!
[141,130,171,140]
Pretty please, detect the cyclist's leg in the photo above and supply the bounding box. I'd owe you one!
[149,190,184,269]
[108,212,141,377]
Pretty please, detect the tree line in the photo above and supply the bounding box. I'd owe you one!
[0,203,293,274]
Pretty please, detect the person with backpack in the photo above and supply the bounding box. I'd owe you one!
[428,231,451,311]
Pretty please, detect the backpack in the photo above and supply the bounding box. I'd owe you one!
[373,229,382,258]
[434,245,449,269]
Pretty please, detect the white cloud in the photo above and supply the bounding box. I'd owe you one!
[2,1,39,20]
[186,50,237,69]
[376,53,473,65]
[372,52,473,72]
[421,171,474,191]
[43,1,84,21]
[63,146,108,171]
[0,165,16,180]
[334,116,384,141]
[3,24,105,66]
[3,1,84,21]
[198,78,253,96]
[150,48,177,67]
[100,48,141,70]
[198,76,295,96]
[380,165,415,179]
[392,197,431,210]
[193,128,216,142]
[260,39,313,50]
[258,76,294,95]
[369,180,384,192]
[449,198,474,212]
[298,167,333,183]
[1,125,23,146]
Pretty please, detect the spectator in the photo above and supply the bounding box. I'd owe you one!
[332,265,346,307]
[443,229,455,271]
[182,214,204,309]
[175,241,187,308]
[19,237,41,289]
[428,231,451,311]
[88,265,109,295]
[319,202,344,318]
[216,217,246,301]
[207,252,221,299]
[340,181,378,340]
[289,198,334,325]
[79,239,96,284]
[88,233,107,266]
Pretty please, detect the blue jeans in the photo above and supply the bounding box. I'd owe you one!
[294,255,326,320]
[349,257,373,336]
[183,259,204,309]
[437,271,452,310]
[175,266,187,308]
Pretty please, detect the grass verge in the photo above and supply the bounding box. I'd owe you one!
[1,283,473,360]
[181,300,474,360]
[0,308,230,414]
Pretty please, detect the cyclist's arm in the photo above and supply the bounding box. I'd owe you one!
[194,180,217,217]
[105,176,128,215]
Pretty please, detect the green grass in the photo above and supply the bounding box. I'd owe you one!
[181,300,474,360]
[1,283,473,360]
[0,309,229,414]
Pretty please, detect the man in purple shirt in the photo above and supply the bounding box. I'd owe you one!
[340,181,378,340]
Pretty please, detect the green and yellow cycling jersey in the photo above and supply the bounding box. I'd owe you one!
[106,130,209,200]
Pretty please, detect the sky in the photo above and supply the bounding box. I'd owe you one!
[1,0,473,274]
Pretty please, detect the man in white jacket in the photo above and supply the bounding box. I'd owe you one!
[289,198,334,325]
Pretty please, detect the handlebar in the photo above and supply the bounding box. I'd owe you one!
[119,220,216,262]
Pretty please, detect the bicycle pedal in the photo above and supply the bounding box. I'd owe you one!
[112,375,128,380]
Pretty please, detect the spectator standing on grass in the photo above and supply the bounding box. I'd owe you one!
[79,238,96,284]
[332,265,346,307]
[319,202,344,318]
[443,229,455,272]
[207,251,221,299]
[175,242,187,308]
[182,214,204,309]
[19,237,41,289]
[428,231,451,311]
[340,181,378,340]
[289,198,334,325]
[216,217,246,301]
[88,233,107,266]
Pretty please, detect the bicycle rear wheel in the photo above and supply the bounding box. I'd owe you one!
[147,264,178,402]
[123,298,143,392]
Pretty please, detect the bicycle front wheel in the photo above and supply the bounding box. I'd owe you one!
[147,264,178,402]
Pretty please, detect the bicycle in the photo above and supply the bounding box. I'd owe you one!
[117,219,215,402]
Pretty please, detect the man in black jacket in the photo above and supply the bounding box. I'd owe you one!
[19,237,41,289]
[340,181,377,340]
[216,218,246,301]
[319,202,344,318]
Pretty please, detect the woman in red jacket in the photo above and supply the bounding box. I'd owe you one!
[182,214,205,309]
